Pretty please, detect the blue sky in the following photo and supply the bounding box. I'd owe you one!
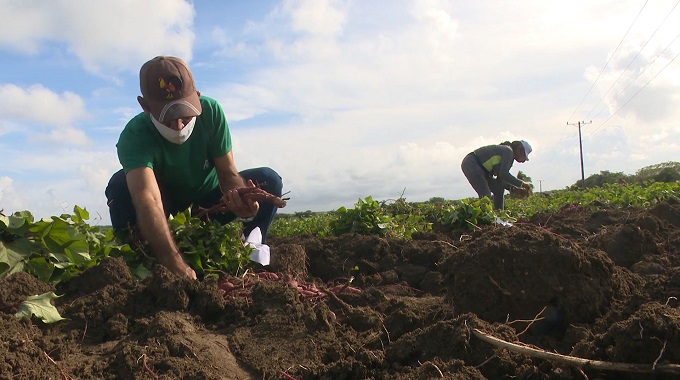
[1,0,680,225]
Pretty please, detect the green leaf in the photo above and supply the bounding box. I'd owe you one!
[0,242,25,276]
[49,251,70,264]
[38,218,92,265]
[72,205,89,224]
[15,292,66,324]
[63,242,92,265]
[0,239,39,278]
[25,257,55,282]
[1,212,33,236]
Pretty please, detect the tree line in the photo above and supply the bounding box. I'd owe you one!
[568,161,680,190]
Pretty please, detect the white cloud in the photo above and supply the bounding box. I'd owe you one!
[0,2,50,54]
[33,128,91,146]
[0,121,18,136]
[586,34,680,125]
[0,176,18,212]
[80,159,119,191]
[0,148,119,222]
[0,0,196,74]
[0,84,86,128]
[0,84,90,145]
[286,0,347,36]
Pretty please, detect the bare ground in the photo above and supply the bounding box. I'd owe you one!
[1,199,680,379]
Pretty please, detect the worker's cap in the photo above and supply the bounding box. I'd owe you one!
[520,140,532,160]
[139,56,202,123]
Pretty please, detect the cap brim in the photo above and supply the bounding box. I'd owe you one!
[148,92,202,123]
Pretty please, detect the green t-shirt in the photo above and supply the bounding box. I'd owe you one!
[116,96,231,206]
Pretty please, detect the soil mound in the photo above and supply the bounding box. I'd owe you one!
[1,200,680,379]
[442,225,615,326]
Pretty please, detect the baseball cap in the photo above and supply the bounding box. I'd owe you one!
[520,140,532,160]
[139,56,202,123]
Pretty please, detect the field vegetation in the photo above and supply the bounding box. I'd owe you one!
[2,162,679,288]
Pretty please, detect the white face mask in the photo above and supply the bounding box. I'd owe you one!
[150,114,196,144]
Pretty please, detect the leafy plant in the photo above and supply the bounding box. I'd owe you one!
[3,179,677,287]
[168,209,253,278]
[441,197,498,228]
[1,205,263,284]
[1,206,133,283]
[382,198,432,238]
[327,196,432,238]
[331,196,394,236]
[505,181,680,218]
[270,212,335,237]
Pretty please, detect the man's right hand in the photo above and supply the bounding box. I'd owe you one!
[159,252,197,280]
[126,168,197,281]
[173,262,198,280]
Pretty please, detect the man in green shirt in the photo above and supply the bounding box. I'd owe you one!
[105,56,283,280]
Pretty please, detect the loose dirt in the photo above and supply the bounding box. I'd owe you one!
[1,199,679,379]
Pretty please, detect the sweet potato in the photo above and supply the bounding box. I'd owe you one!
[510,186,532,199]
[237,187,288,208]
[331,284,362,294]
[256,271,280,281]
[194,184,289,219]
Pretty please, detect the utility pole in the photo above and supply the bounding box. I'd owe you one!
[567,120,592,189]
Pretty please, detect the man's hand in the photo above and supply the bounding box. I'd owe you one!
[158,251,197,280]
[126,167,198,281]
[222,179,260,219]
[511,183,532,199]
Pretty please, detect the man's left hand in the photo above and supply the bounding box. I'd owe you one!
[222,180,260,219]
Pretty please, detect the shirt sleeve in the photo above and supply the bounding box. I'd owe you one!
[496,146,523,188]
[116,116,155,173]
[202,97,232,159]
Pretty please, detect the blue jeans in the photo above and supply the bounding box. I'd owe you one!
[105,167,283,243]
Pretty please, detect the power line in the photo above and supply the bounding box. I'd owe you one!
[588,27,680,123]
[562,2,680,188]
[586,46,680,139]
[566,0,649,124]
[583,0,680,122]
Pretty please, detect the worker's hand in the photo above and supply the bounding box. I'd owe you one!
[511,183,532,199]
[222,179,260,219]
[158,252,197,280]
